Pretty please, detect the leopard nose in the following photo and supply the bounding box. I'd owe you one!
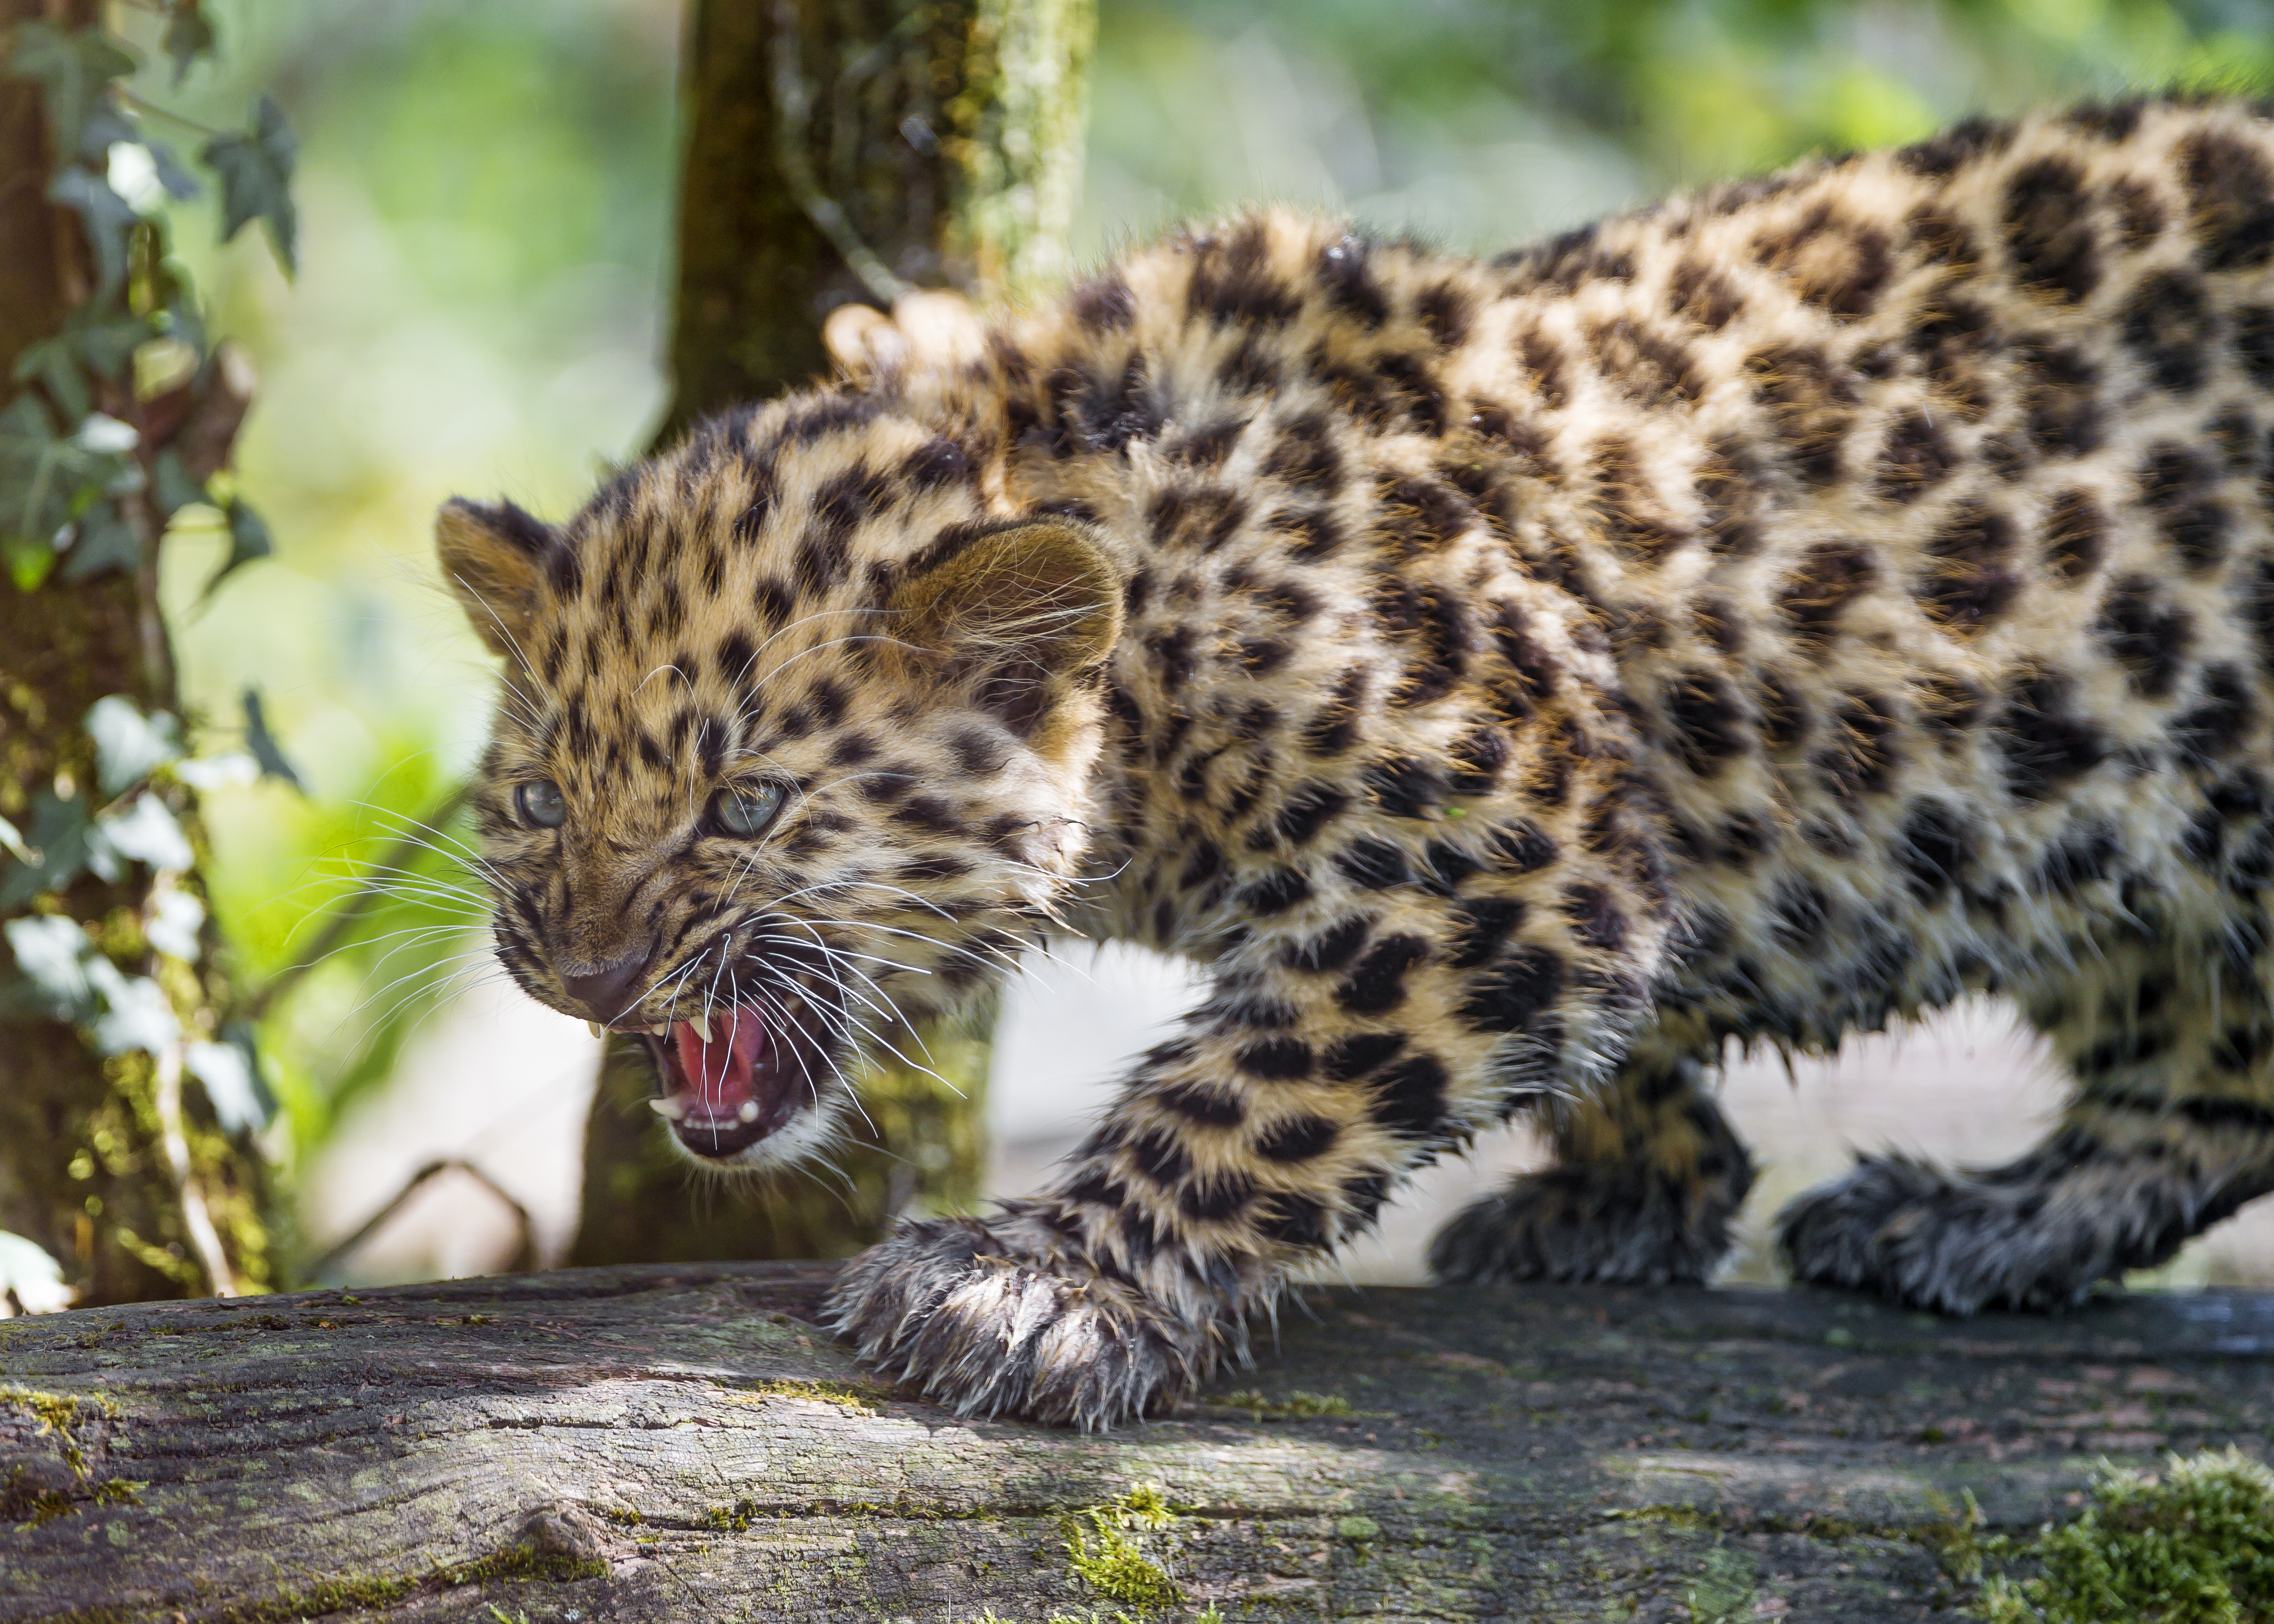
[560,948,655,1024]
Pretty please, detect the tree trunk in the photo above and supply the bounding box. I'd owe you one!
[0,1,272,1308]
[654,0,1094,443]
[570,0,1095,1267]
[8,1272,2272,1620]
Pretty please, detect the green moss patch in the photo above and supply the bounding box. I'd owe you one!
[1063,1484,1183,1614]
[719,1377,883,1415]
[1,1384,123,1526]
[1687,1545,1758,1623]
[1212,1387,1352,1420]
[1971,1449,2274,1622]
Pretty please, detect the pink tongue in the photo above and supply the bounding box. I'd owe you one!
[670,1007,767,1113]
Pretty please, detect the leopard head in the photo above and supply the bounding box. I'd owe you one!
[435,400,1122,1167]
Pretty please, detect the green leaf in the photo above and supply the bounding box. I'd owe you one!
[0,387,68,552]
[44,167,137,296]
[87,964,180,1056]
[147,887,205,961]
[5,21,137,164]
[201,95,296,276]
[187,1036,268,1133]
[145,137,202,202]
[59,499,142,581]
[0,788,95,909]
[11,335,91,422]
[1,399,138,572]
[207,496,272,592]
[85,695,183,796]
[0,1230,72,1313]
[1,914,97,1020]
[74,103,136,167]
[161,1,218,86]
[4,538,54,591]
[74,311,154,380]
[151,449,208,517]
[12,311,156,425]
[96,794,194,874]
[240,687,305,792]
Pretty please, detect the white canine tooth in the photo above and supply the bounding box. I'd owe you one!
[737,1100,760,1124]
[586,1021,604,1039]
[648,1097,687,1121]
[691,1012,715,1044]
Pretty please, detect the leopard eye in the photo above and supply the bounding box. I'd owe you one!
[706,782,787,839]
[515,779,566,829]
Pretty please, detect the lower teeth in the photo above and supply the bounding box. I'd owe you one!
[650,1096,763,1127]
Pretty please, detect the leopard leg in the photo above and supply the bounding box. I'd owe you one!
[828,821,1677,1425]
[1779,938,2274,1314]
[1429,1037,1754,1286]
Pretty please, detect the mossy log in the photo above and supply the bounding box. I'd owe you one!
[6,1267,2273,1621]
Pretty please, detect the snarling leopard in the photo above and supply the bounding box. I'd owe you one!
[437,97,2274,1427]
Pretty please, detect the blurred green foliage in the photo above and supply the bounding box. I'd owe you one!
[1082,0,2274,248]
[145,0,2270,1260]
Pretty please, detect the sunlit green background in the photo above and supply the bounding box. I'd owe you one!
[117,0,2274,1274]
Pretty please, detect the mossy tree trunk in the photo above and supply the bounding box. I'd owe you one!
[0,0,274,1306]
[570,0,1094,1267]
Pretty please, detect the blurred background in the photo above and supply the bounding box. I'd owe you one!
[144,0,2274,1289]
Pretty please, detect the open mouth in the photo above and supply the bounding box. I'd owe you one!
[640,1005,802,1160]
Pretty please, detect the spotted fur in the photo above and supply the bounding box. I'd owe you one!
[441,98,2274,1428]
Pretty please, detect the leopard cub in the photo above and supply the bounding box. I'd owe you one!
[438,98,2274,1427]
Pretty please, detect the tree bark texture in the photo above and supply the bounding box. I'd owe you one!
[571,0,1094,1268]
[656,0,1096,443]
[6,1270,2272,1620]
[0,0,272,1308]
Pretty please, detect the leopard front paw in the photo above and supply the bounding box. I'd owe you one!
[825,1214,1214,1430]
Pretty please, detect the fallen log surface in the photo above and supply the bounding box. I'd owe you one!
[4,1263,2272,1621]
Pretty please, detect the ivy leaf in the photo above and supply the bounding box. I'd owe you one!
[0,789,93,909]
[147,888,205,961]
[86,695,183,796]
[203,497,271,595]
[1,914,97,1020]
[161,1,218,87]
[151,449,208,517]
[240,687,304,792]
[187,1038,266,1133]
[87,964,180,1057]
[10,334,91,424]
[0,393,138,576]
[96,794,194,875]
[11,310,154,421]
[145,137,202,202]
[76,105,137,167]
[201,95,296,276]
[6,22,137,162]
[60,499,142,581]
[0,1230,72,1314]
[173,752,256,791]
[0,387,74,552]
[4,540,54,591]
[45,167,138,297]
[78,312,155,380]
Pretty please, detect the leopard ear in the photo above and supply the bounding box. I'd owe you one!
[435,497,564,662]
[890,519,1122,680]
